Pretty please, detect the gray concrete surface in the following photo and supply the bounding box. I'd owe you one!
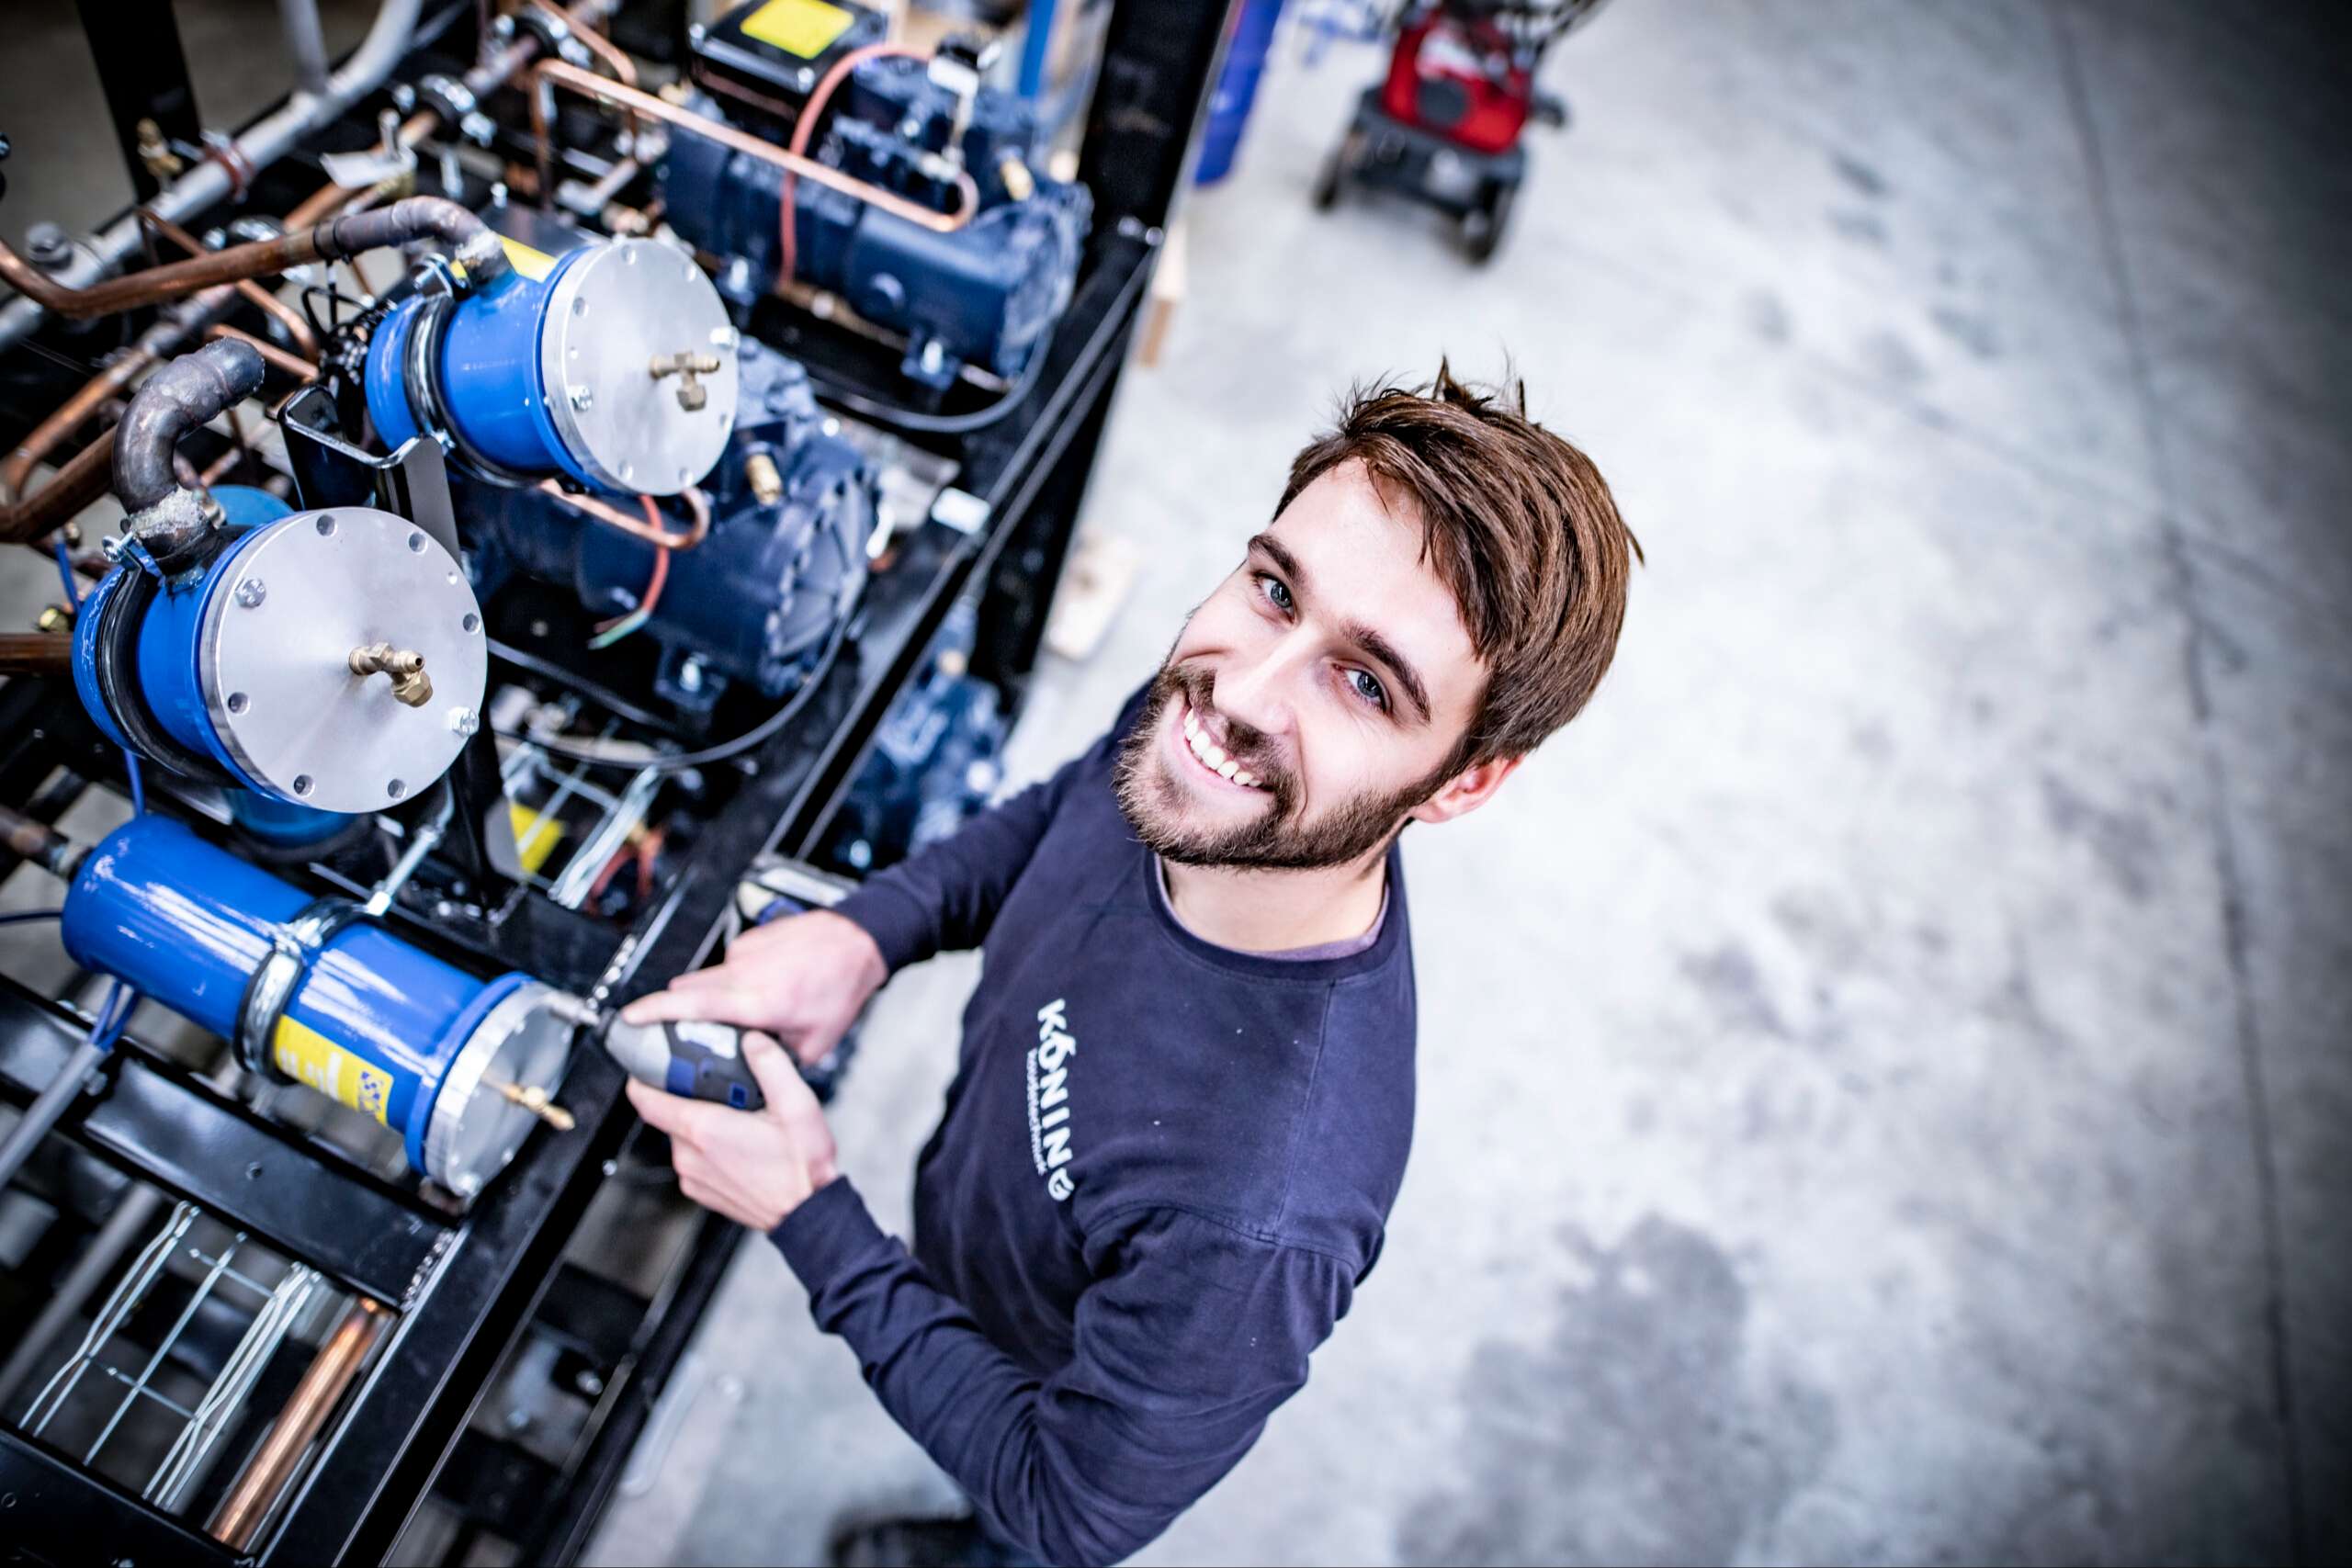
[587,3,2352,1563]
[1,0,2343,1562]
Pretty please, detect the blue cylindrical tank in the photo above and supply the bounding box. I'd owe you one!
[1196,0,1288,186]
[364,238,740,496]
[61,816,543,1180]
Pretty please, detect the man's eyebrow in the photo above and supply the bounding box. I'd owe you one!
[1247,534,1431,724]
[1345,621,1431,724]
[1248,532,1302,589]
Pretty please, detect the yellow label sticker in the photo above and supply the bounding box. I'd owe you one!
[502,236,557,281]
[509,803,567,876]
[272,1015,394,1125]
[739,0,854,57]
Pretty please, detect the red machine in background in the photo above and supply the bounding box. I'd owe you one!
[1315,0,1611,261]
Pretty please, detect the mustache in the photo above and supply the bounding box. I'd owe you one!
[1162,663,1289,795]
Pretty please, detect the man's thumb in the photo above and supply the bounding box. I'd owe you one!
[744,1032,816,1112]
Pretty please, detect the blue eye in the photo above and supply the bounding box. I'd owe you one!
[1347,669,1388,710]
[1259,574,1294,613]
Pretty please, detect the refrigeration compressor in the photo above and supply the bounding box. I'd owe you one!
[457,337,876,712]
[665,9,1091,390]
[67,340,488,826]
[363,233,741,494]
[41,812,577,1197]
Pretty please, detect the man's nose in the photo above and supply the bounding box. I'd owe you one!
[1212,640,1306,744]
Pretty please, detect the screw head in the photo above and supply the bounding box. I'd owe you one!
[448,706,480,736]
[568,385,594,411]
[25,221,72,270]
[100,535,126,562]
[234,578,266,608]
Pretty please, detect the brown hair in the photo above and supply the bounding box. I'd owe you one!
[1278,362,1642,767]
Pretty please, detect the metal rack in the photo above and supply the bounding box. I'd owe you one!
[0,0,1238,1560]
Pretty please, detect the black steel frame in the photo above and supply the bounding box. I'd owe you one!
[0,0,1237,1561]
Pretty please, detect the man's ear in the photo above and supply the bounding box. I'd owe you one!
[1407,754,1522,826]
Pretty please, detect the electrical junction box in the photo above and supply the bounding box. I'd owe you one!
[695,0,892,136]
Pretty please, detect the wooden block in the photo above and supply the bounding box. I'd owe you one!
[1044,529,1144,663]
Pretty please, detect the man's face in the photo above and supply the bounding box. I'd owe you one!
[1114,459,1489,871]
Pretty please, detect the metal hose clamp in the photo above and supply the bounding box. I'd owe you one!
[234,896,362,1075]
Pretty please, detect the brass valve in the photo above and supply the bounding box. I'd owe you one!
[650,351,723,412]
[136,118,185,180]
[493,1079,576,1132]
[348,643,433,706]
[745,451,783,507]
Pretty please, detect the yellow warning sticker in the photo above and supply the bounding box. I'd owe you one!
[272,1015,394,1125]
[739,0,854,57]
[502,236,557,281]
[510,803,567,876]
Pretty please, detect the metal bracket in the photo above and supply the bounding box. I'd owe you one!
[233,896,361,1076]
[277,384,463,563]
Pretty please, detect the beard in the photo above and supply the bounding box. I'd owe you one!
[1112,660,1453,872]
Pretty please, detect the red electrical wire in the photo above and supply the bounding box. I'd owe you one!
[778,42,923,290]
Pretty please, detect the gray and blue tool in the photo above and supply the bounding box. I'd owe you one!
[599,855,860,1109]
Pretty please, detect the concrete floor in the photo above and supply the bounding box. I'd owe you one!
[3,0,2345,1562]
[589,3,2352,1563]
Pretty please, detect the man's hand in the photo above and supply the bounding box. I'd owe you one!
[626,1033,839,1230]
[621,908,887,1066]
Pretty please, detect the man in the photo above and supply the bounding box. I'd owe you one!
[622,365,1641,1566]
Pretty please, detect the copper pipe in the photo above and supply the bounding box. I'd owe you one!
[0,431,116,546]
[205,323,317,383]
[528,61,975,237]
[0,226,327,321]
[3,350,156,502]
[142,211,320,360]
[535,0,646,140]
[209,1298,388,1550]
[0,634,74,677]
[537,479,710,550]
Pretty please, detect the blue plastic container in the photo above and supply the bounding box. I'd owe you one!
[1196,0,1287,186]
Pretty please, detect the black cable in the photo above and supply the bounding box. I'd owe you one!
[487,636,684,735]
[496,610,853,774]
[806,321,1058,435]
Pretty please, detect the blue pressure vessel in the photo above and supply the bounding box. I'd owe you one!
[61,816,576,1194]
[364,237,739,496]
[69,503,490,815]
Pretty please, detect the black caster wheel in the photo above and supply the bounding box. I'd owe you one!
[1464,177,1518,264]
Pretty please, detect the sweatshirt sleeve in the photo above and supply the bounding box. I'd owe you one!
[773,1179,1353,1566]
[830,686,1148,973]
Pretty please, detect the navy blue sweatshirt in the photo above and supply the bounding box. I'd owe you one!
[772,690,1417,1564]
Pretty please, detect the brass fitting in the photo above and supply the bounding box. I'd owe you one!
[36,605,70,635]
[136,118,185,180]
[348,642,434,706]
[745,451,784,507]
[650,351,724,412]
[1000,156,1035,203]
[494,1079,576,1131]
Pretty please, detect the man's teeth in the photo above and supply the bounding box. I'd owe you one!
[1181,703,1262,789]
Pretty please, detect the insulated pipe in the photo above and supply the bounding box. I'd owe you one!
[0,0,425,349]
[113,338,266,516]
[278,0,334,98]
[0,0,617,353]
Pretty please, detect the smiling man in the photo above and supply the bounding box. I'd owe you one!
[621,366,1640,1566]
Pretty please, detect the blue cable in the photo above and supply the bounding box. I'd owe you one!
[49,541,147,1044]
[52,534,147,815]
[0,908,65,927]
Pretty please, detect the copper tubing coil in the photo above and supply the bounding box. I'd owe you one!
[207,1298,388,1550]
[537,479,710,551]
[141,210,320,360]
[528,60,978,238]
[204,323,317,383]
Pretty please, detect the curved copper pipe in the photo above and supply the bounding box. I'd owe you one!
[204,323,317,383]
[0,430,116,546]
[528,61,976,237]
[208,1298,387,1550]
[537,479,710,550]
[0,634,74,677]
[534,0,645,140]
[3,350,155,503]
[142,211,320,360]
